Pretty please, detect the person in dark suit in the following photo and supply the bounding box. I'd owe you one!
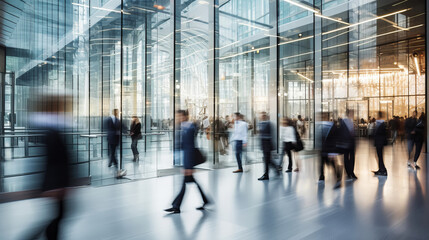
[164,110,210,214]
[105,109,121,168]
[130,116,142,162]
[412,112,425,169]
[22,93,73,240]
[104,109,127,178]
[372,111,388,176]
[405,111,417,161]
[258,112,279,181]
[318,112,342,189]
[338,109,357,180]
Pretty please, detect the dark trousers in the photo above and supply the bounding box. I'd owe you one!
[280,142,294,170]
[376,145,386,172]
[22,196,65,240]
[262,141,277,176]
[131,139,139,155]
[109,143,118,166]
[320,155,341,181]
[172,175,208,209]
[414,140,424,163]
[235,140,243,170]
[46,198,65,240]
[343,147,356,177]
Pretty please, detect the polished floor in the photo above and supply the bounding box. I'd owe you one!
[1,140,428,240]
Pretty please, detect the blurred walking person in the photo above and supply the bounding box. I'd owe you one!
[231,112,248,173]
[105,109,126,177]
[318,112,342,189]
[164,110,210,214]
[338,109,358,180]
[258,112,279,180]
[22,92,73,240]
[372,111,388,176]
[279,118,297,173]
[411,112,425,169]
[130,116,142,162]
[405,111,418,164]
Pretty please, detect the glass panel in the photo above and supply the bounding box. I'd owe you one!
[219,0,272,167]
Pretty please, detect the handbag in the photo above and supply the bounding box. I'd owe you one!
[193,148,207,166]
[293,127,304,152]
[137,133,143,140]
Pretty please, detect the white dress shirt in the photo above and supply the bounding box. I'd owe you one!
[280,126,296,143]
[231,120,248,144]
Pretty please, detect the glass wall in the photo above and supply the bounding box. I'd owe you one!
[1,0,426,191]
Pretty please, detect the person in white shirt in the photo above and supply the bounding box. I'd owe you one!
[231,112,248,173]
[279,117,297,172]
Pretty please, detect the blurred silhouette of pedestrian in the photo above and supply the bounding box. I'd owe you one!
[337,109,358,180]
[23,92,73,240]
[231,112,248,173]
[164,110,210,214]
[318,112,342,189]
[405,111,418,164]
[130,116,142,162]
[279,117,297,173]
[104,109,126,178]
[372,111,388,176]
[412,112,425,169]
[257,112,279,180]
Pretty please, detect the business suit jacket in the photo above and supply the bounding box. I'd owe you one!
[374,121,387,147]
[105,116,121,145]
[43,128,70,191]
[180,121,196,169]
[321,121,339,156]
[337,119,355,150]
[258,121,273,151]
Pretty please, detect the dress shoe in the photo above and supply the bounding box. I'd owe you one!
[164,207,181,214]
[233,169,243,173]
[196,201,211,210]
[414,162,421,169]
[318,175,325,182]
[258,175,269,181]
[372,170,387,176]
[334,181,341,189]
[285,169,292,173]
[351,174,358,180]
[294,168,300,172]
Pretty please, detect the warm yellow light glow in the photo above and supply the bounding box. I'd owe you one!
[295,72,314,83]
[414,56,421,76]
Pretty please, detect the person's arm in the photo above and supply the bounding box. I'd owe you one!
[243,123,248,146]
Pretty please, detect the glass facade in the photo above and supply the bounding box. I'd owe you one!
[1,0,426,191]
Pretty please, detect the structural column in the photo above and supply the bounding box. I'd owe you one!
[269,0,278,150]
[208,0,219,165]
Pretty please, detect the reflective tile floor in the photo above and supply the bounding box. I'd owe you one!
[1,140,428,240]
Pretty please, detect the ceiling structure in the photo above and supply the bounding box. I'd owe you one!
[0,0,26,47]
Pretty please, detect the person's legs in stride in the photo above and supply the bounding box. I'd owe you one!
[45,196,65,240]
[319,156,326,181]
[285,142,293,172]
[343,149,350,177]
[407,138,414,160]
[108,144,118,167]
[349,146,357,178]
[234,141,243,171]
[171,177,187,210]
[414,140,423,167]
[192,176,209,208]
[376,145,386,172]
